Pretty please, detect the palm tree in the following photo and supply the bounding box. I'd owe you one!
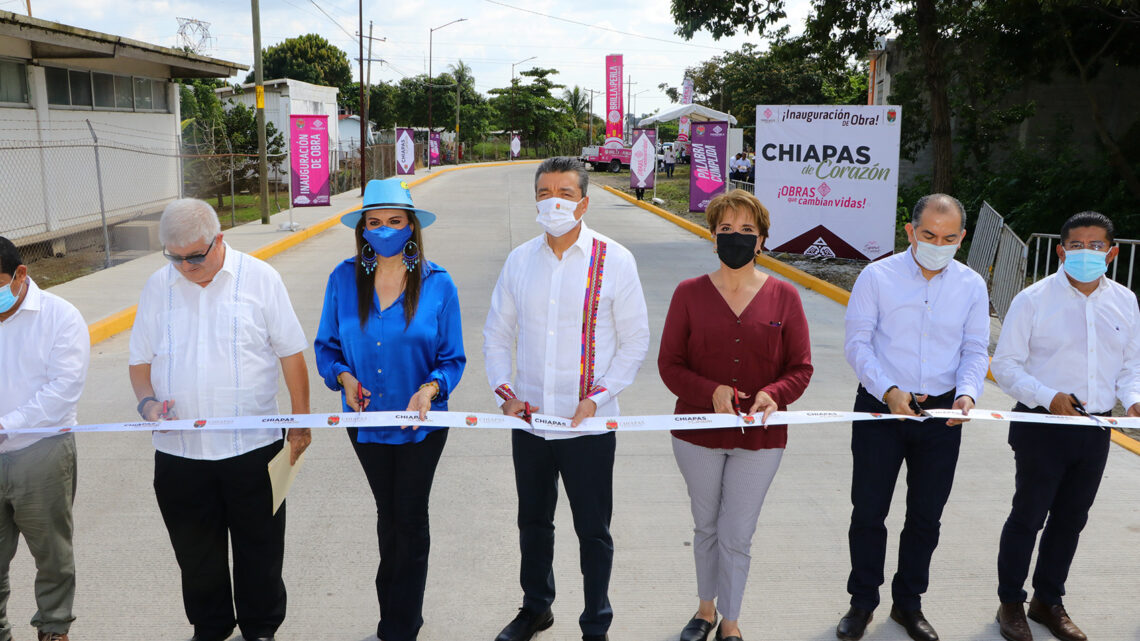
[448,59,474,92]
[562,86,588,138]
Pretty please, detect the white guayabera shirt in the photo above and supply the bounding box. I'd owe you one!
[483,221,650,440]
[128,244,307,460]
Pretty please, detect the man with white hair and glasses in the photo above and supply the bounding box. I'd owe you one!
[128,199,311,641]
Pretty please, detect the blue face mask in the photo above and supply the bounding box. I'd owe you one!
[362,224,413,257]
[0,278,24,314]
[1062,248,1109,283]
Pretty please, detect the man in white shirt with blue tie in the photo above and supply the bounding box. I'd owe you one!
[839,194,990,641]
[484,157,650,641]
[128,199,311,641]
[990,212,1140,641]
[0,237,89,641]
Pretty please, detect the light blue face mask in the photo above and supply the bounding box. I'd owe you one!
[0,278,24,314]
[1062,248,1109,283]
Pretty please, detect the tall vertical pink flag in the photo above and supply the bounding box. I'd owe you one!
[677,77,695,143]
[604,54,624,148]
[429,132,441,166]
[289,115,330,207]
[395,127,415,175]
[689,121,728,212]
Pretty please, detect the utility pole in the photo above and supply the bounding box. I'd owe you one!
[358,0,365,195]
[251,0,269,224]
[364,21,373,124]
[455,80,461,165]
[626,76,638,143]
[25,0,32,17]
[429,19,467,165]
[587,88,595,144]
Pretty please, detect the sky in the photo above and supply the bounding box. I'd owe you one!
[11,0,812,117]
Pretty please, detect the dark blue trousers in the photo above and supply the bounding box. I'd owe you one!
[512,429,615,636]
[997,405,1110,605]
[847,386,961,612]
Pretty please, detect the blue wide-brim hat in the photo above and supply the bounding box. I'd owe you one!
[340,178,437,229]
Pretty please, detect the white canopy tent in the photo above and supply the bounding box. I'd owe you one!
[636,103,738,200]
[636,102,739,127]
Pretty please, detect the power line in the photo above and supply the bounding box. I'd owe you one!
[483,0,724,50]
[303,0,358,42]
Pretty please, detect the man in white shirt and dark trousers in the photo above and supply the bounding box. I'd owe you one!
[484,157,650,641]
[839,194,990,641]
[0,237,89,641]
[128,199,311,641]
[990,212,1140,641]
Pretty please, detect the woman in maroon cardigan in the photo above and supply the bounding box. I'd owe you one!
[659,189,813,641]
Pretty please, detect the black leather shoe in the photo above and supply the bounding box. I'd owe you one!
[680,613,717,641]
[495,607,554,641]
[836,606,873,641]
[889,605,938,641]
[714,623,744,641]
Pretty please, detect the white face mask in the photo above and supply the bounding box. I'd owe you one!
[913,240,959,271]
[536,197,582,237]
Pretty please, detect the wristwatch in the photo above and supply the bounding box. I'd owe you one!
[882,385,899,404]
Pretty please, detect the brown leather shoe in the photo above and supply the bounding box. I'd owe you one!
[997,602,1033,641]
[37,632,69,641]
[1027,598,1086,641]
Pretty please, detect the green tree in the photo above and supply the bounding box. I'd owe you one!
[489,68,574,155]
[249,34,352,91]
[563,86,589,139]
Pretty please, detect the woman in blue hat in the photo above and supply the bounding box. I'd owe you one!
[315,177,465,641]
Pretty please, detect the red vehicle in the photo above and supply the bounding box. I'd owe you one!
[580,145,632,172]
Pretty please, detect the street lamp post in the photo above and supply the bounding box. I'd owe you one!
[511,55,536,152]
[428,18,466,169]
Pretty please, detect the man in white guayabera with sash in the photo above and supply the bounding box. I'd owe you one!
[128,199,311,641]
[0,236,89,641]
[484,157,649,641]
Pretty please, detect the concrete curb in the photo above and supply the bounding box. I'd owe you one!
[598,183,1140,456]
[84,159,543,346]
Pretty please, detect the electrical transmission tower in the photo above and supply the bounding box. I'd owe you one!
[176,18,214,54]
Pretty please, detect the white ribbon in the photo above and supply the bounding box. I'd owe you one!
[5,407,1135,437]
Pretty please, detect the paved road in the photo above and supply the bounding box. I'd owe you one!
[7,163,1140,641]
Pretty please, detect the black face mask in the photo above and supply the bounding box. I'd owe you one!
[716,232,759,269]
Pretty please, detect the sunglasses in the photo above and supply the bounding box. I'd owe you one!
[163,237,217,265]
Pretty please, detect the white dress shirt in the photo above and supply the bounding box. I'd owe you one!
[0,279,89,453]
[991,269,1140,413]
[483,221,650,439]
[845,247,990,402]
[128,244,308,460]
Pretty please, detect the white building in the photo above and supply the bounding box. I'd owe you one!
[0,10,245,252]
[216,78,340,170]
[337,113,375,159]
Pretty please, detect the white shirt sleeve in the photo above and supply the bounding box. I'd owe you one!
[0,303,89,431]
[588,252,649,407]
[483,254,519,406]
[128,273,161,366]
[264,269,308,358]
[955,279,991,402]
[991,291,1058,409]
[1115,303,1140,411]
[844,266,892,400]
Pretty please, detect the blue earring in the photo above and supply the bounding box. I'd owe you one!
[360,244,377,275]
[402,240,420,272]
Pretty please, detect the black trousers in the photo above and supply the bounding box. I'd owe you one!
[997,405,1110,605]
[349,427,449,641]
[512,429,615,636]
[847,387,961,612]
[665,162,675,177]
[153,441,286,641]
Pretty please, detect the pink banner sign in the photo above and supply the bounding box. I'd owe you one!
[429,132,441,166]
[395,127,415,175]
[604,54,624,148]
[689,121,728,212]
[678,77,695,143]
[288,115,330,207]
[510,134,521,159]
[630,129,656,189]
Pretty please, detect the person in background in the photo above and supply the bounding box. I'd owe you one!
[990,211,1140,641]
[838,194,989,641]
[128,199,311,641]
[665,145,677,178]
[315,178,465,641]
[484,157,649,641]
[658,189,812,641]
[0,236,89,641]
